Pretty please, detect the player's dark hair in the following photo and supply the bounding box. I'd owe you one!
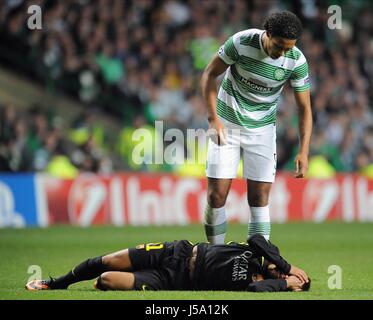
[264,11,303,39]
[302,278,311,291]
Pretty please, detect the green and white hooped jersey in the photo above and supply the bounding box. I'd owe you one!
[217,28,310,133]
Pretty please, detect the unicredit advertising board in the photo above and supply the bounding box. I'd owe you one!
[0,173,372,227]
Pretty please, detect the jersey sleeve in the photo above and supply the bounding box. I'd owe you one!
[247,234,291,274]
[217,33,241,65]
[290,53,310,92]
[247,279,288,292]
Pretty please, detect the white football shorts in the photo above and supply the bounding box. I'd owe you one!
[206,123,277,182]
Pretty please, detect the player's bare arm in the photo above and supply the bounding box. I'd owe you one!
[201,54,229,145]
[294,89,313,178]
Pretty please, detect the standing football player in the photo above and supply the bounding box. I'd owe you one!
[201,11,312,243]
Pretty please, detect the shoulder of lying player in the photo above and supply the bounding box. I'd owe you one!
[247,234,282,255]
[224,235,270,248]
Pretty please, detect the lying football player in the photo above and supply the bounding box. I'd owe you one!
[25,234,310,292]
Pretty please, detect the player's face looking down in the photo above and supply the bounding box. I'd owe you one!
[264,33,297,59]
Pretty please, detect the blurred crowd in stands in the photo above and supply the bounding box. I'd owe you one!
[0,0,372,178]
[0,103,115,177]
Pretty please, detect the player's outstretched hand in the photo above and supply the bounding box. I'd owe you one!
[289,265,309,283]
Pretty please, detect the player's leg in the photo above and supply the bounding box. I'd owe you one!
[95,269,169,291]
[102,249,132,270]
[205,132,240,244]
[25,254,109,290]
[242,128,276,241]
[94,272,135,291]
[205,178,232,244]
[26,248,133,290]
[50,249,135,289]
[246,180,272,241]
[95,242,185,291]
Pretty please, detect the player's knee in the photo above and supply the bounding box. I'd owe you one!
[96,272,113,291]
[207,190,227,208]
[102,253,122,269]
[101,255,113,269]
[247,192,269,207]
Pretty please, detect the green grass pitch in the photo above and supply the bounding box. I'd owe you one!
[1,223,373,300]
